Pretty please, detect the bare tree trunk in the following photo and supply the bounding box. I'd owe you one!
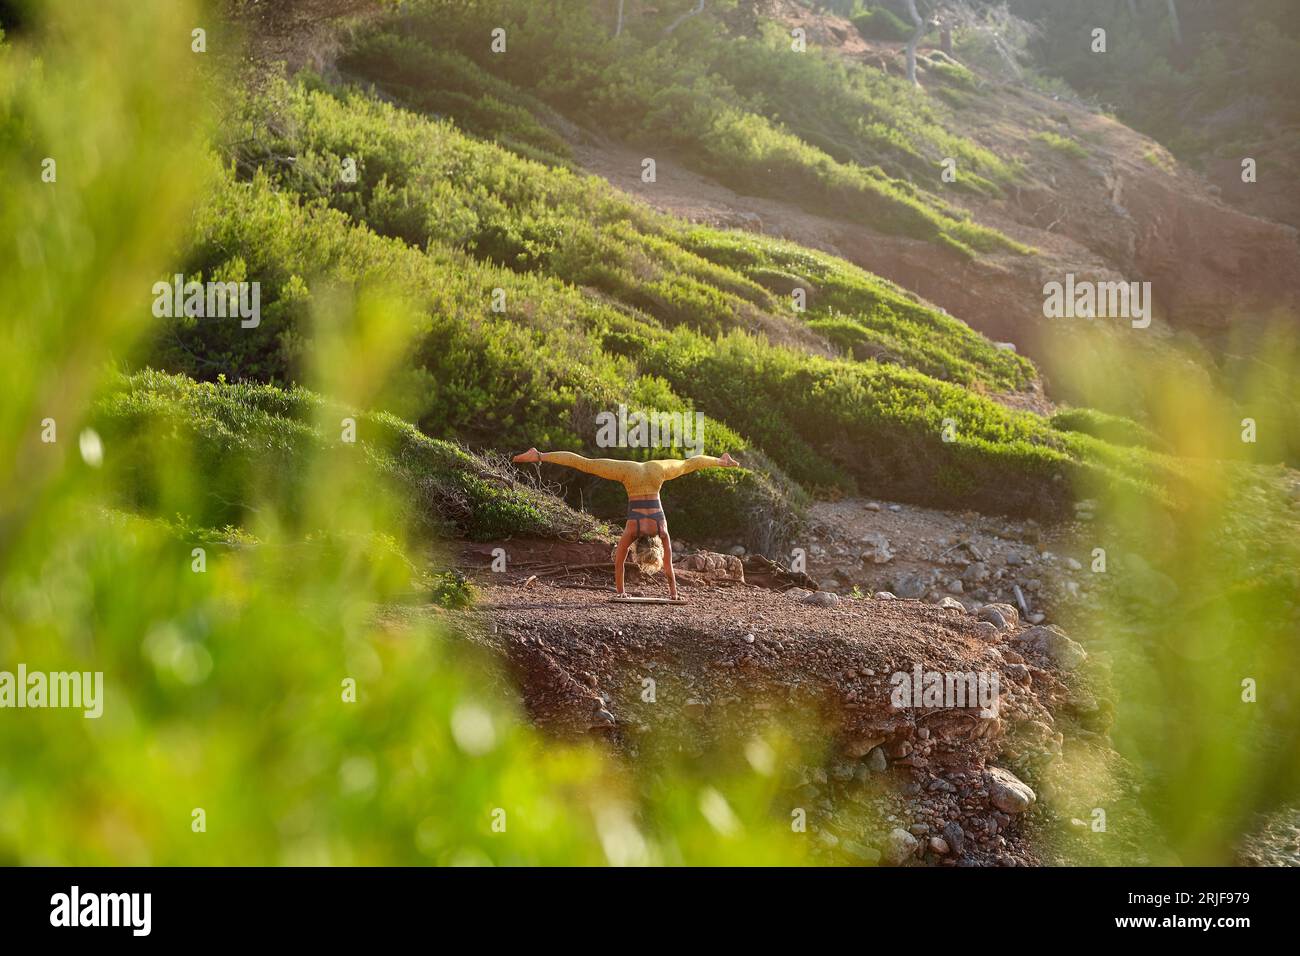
[1165,0,1183,44]
[904,0,924,86]
[614,0,625,38]
[664,0,705,36]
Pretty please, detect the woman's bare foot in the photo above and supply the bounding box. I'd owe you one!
[512,447,541,464]
[719,452,739,467]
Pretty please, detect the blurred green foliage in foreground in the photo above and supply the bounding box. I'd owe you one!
[0,0,817,866]
[2,0,1298,868]
[1050,317,1300,866]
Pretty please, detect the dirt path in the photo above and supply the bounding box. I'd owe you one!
[455,490,1100,628]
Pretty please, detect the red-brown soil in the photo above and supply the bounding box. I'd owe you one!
[438,564,1146,865]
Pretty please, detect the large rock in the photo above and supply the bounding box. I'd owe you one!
[985,766,1036,814]
[942,820,966,855]
[883,827,919,865]
[1014,624,1087,670]
[843,840,881,864]
[844,735,885,758]
[979,602,1019,629]
[675,551,744,582]
[859,531,895,564]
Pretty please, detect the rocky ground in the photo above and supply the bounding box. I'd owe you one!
[447,483,1300,866]
[795,497,1102,625]
[1238,807,1300,867]
[653,494,1110,632]
[438,545,1152,866]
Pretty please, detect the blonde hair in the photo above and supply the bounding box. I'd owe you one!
[614,535,665,575]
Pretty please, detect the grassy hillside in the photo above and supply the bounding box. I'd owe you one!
[340,1,1030,255]
[134,72,1172,543]
[93,369,608,543]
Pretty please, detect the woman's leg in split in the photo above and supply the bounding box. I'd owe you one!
[512,448,636,485]
[614,521,638,594]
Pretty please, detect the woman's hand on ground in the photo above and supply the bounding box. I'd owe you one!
[512,447,542,464]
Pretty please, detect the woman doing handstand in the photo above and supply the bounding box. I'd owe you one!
[511,448,739,600]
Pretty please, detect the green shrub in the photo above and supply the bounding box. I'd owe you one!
[339,32,573,167]
[851,7,915,43]
[1050,407,1166,451]
[1034,131,1089,160]
[633,328,1160,517]
[149,76,1152,536]
[929,60,979,90]
[429,569,478,608]
[93,370,611,543]
[343,5,1027,255]
[679,229,1037,390]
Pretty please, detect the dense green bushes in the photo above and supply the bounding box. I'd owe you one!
[712,24,1011,196]
[151,162,804,542]
[678,228,1036,389]
[339,32,574,167]
[94,370,608,542]
[1051,407,1166,451]
[999,0,1300,161]
[220,78,1031,392]
[159,159,629,445]
[142,13,1152,539]
[141,73,1162,541]
[634,328,1133,515]
[852,7,914,43]
[97,369,810,552]
[352,3,1027,255]
[137,70,1175,535]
